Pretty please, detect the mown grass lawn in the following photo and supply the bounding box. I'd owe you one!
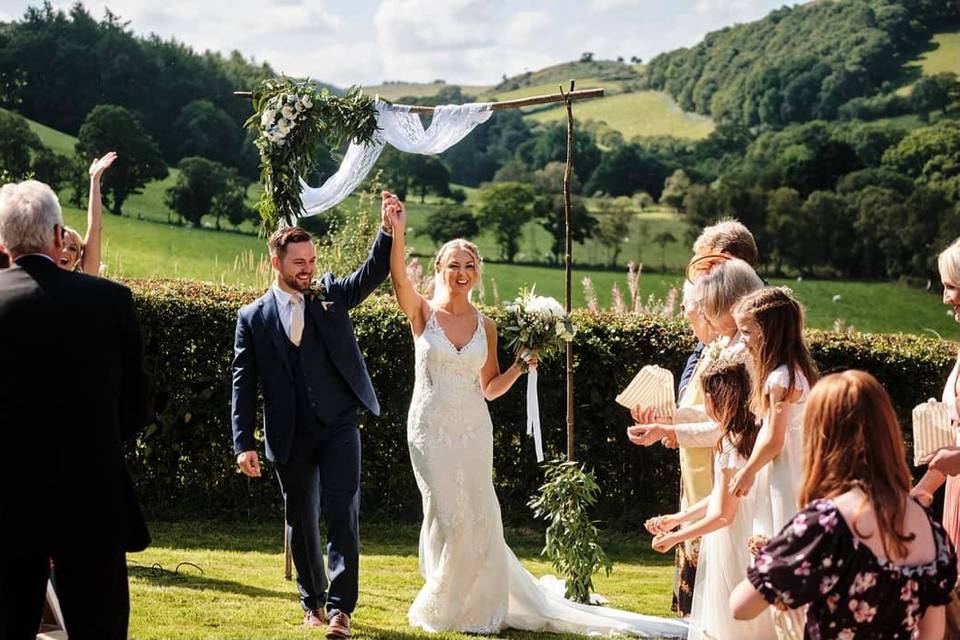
[128,521,675,640]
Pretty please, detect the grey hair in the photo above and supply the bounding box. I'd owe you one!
[695,258,763,321]
[0,180,63,256]
[682,280,699,311]
[939,238,960,286]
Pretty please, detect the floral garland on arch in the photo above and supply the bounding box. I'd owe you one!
[244,76,379,226]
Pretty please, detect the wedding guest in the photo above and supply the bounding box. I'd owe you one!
[911,237,960,638]
[729,287,817,518]
[58,151,116,274]
[678,219,759,399]
[648,356,775,639]
[731,370,958,639]
[0,179,152,639]
[629,258,762,617]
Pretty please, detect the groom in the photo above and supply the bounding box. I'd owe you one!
[232,202,393,637]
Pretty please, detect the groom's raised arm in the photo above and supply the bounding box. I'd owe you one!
[337,228,393,310]
[231,310,259,455]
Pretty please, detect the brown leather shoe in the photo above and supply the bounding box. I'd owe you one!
[326,611,351,638]
[303,608,326,628]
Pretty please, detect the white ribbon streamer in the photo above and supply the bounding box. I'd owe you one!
[526,366,544,462]
[299,99,493,216]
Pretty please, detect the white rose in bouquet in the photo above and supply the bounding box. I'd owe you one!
[277,118,292,136]
[281,105,296,120]
[260,108,276,128]
[301,94,313,109]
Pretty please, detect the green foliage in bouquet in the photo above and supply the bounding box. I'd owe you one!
[503,287,576,365]
[528,459,613,604]
[244,76,379,227]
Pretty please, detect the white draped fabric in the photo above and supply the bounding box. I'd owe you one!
[299,100,493,216]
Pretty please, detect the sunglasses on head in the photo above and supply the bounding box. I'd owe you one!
[685,252,732,283]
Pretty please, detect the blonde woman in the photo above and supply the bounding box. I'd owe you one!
[58,152,116,274]
[384,192,687,637]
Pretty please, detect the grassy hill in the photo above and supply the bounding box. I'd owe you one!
[898,29,960,95]
[362,82,491,102]
[526,90,715,141]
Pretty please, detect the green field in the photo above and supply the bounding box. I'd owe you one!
[527,91,715,141]
[128,521,674,640]
[898,29,960,95]
[490,79,623,102]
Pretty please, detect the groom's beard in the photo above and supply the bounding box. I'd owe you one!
[281,271,312,293]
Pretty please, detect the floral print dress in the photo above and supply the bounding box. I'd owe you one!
[748,499,958,639]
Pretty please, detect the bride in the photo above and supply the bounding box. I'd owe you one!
[383,192,688,637]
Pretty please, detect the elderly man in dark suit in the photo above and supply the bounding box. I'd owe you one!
[0,180,152,640]
[232,199,393,638]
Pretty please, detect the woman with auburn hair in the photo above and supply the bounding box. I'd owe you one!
[730,371,958,639]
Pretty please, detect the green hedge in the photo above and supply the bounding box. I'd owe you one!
[127,279,956,528]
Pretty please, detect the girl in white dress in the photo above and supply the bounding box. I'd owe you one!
[383,193,688,637]
[646,355,775,639]
[729,287,818,639]
[729,287,817,534]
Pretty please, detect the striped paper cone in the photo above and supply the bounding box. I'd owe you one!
[913,399,954,466]
[616,365,677,418]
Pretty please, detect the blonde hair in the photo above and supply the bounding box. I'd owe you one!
[692,219,758,266]
[695,258,763,323]
[62,226,84,271]
[433,239,483,301]
[434,238,482,275]
[938,237,960,286]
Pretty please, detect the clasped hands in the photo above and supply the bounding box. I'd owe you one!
[626,406,678,448]
[381,190,406,234]
[644,513,681,553]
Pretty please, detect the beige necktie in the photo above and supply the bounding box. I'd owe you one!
[289,295,304,346]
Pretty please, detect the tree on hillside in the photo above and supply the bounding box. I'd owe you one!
[516,122,601,190]
[660,169,691,210]
[211,178,255,231]
[652,231,677,269]
[594,196,633,266]
[76,104,167,215]
[167,100,242,166]
[164,156,232,227]
[584,143,671,199]
[0,109,40,176]
[424,205,480,245]
[378,147,451,202]
[476,182,535,262]
[523,161,596,263]
[911,72,960,120]
[882,120,960,194]
[30,147,74,192]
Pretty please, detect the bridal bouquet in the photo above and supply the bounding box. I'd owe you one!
[504,289,576,462]
[245,76,379,226]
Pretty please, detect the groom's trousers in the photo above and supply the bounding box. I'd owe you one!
[276,420,361,616]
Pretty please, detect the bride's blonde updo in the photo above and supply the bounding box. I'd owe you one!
[434,238,483,276]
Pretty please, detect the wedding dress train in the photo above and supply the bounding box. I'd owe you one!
[405,306,688,637]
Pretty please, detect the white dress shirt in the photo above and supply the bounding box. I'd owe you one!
[272,285,304,343]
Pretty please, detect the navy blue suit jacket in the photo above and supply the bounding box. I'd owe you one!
[231,230,392,464]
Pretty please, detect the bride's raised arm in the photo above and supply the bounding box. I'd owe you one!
[384,191,428,335]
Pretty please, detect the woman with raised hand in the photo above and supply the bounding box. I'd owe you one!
[59,151,116,274]
[383,190,687,637]
[731,371,958,639]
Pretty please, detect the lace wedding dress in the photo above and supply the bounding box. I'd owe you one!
[406,306,689,637]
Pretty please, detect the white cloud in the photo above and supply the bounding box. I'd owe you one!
[590,0,641,11]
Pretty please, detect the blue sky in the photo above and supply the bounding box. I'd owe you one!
[1,1,800,88]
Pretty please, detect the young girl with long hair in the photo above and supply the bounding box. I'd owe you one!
[647,356,775,639]
[731,371,958,638]
[729,287,817,537]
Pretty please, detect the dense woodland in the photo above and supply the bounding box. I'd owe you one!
[0,1,959,281]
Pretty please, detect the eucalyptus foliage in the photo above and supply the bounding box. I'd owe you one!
[528,460,612,604]
[244,76,379,226]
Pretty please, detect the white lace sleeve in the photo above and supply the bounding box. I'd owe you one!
[765,365,809,399]
[673,406,722,448]
[716,441,745,471]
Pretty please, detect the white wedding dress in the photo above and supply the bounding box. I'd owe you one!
[406,306,689,637]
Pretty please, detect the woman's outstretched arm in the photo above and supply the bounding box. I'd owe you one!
[80,151,117,275]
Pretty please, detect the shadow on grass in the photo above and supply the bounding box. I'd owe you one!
[144,521,673,567]
[128,563,290,600]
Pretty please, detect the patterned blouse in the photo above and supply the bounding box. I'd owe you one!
[748,499,958,639]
